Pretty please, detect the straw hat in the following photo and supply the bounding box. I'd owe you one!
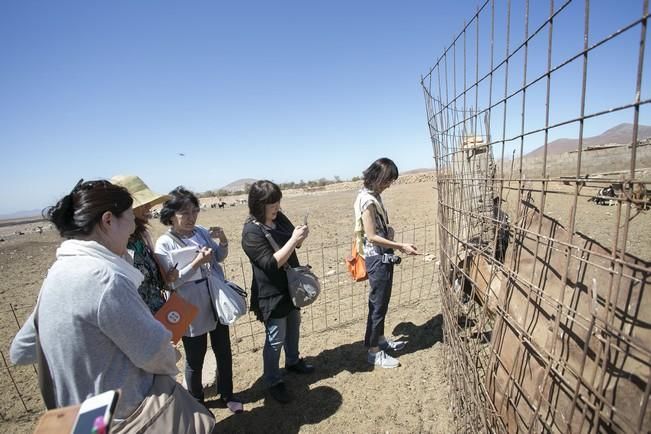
[110,175,170,209]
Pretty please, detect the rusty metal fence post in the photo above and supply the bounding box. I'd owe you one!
[422,0,651,432]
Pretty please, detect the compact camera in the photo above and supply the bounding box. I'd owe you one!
[381,253,402,265]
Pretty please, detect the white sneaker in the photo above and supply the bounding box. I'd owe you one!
[367,350,400,368]
[379,339,406,352]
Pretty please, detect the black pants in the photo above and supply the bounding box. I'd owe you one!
[182,322,233,401]
[364,254,395,348]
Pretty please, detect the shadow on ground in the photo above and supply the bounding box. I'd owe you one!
[208,312,444,432]
[214,384,342,433]
[391,313,444,356]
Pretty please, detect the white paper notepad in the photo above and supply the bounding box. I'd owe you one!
[167,246,202,282]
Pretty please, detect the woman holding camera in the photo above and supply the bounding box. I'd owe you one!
[9,179,214,432]
[155,186,243,414]
[241,180,315,404]
[354,158,419,368]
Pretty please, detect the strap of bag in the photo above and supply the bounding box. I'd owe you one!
[166,230,187,247]
[33,297,57,409]
[252,220,281,250]
[252,220,291,271]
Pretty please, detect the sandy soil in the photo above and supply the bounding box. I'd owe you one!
[0,179,451,433]
[2,171,647,433]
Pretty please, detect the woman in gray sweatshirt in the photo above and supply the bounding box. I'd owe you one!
[9,179,214,432]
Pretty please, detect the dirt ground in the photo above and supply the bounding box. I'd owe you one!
[2,172,648,433]
[0,179,452,433]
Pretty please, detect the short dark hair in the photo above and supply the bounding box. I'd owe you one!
[363,157,399,191]
[248,180,282,222]
[159,186,200,226]
[45,179,133,238]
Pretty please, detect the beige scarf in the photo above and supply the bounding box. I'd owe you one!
[353,188,388,257]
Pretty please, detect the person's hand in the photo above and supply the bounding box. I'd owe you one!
[399,243,419,255]
[387,226,395,241]
[209,226,227,244]
[193,246,213,267]
[292,225,309,244]
[166,267,179,284]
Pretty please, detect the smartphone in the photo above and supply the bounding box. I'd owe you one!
[72,390,120,434]
[303,213,309,226]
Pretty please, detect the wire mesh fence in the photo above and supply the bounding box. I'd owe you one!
[422,0,651,432]
[0,223,437,421]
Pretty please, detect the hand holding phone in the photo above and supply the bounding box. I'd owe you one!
[72,390,120,434]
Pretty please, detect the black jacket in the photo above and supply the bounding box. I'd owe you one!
[241,212,299,321]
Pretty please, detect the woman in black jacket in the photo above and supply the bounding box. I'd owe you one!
[241,180,314,403]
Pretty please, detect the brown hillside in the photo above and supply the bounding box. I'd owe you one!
[526,123,651,157]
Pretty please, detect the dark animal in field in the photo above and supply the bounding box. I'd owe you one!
[588,185,617,206]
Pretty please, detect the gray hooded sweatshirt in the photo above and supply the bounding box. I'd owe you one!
[10,239,178,419]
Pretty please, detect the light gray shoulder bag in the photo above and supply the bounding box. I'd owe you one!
[254,221,320,308]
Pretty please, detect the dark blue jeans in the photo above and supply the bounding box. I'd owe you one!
[182,322,233,401]
[364,254,395,348]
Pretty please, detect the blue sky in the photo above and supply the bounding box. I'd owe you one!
[1,0,648,215]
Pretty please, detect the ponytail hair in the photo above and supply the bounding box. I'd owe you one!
[44,179,133,238]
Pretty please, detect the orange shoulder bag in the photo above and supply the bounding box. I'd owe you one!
[345,239,368,282]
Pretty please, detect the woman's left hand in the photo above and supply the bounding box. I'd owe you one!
[209,226,228,244]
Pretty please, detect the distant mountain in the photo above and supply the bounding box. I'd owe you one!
[0,209,42,221]
[402,167,435,175]
[219,178,257,193]
[526,123,651,157]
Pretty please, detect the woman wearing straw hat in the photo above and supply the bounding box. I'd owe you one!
[111,175,178,313]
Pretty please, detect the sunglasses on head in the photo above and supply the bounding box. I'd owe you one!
[72,179,112,192]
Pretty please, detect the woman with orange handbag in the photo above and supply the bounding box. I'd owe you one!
[354,158,419,369]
